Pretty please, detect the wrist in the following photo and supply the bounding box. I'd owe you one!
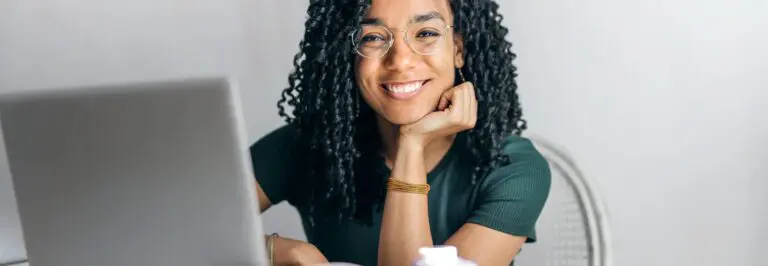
[397,135,427,152]
[395,137,426,165]
[271,235,294,265]
[391,137,427,184]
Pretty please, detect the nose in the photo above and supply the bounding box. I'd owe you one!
[383,33,416,72]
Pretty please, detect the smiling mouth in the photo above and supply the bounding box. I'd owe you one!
[381,80,429,100]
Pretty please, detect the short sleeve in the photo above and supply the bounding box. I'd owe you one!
[466,136,552,243]
[249,124,299,205]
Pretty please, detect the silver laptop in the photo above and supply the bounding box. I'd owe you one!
[0,77,267,266]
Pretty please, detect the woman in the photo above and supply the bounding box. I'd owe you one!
[250,0,551,265]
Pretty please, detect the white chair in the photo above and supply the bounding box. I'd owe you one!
[514,137,613,266]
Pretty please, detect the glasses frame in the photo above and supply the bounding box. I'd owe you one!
[350,23,455,59]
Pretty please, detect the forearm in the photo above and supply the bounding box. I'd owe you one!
[267,234,328,265]
[378,138,433,266]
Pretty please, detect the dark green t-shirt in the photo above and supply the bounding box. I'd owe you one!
[250,124,551,265]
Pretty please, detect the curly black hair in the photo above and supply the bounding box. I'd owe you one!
[277,0,526,225]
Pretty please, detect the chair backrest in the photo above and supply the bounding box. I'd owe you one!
[514,137,612,266]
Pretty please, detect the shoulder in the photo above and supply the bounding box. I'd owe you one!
[250,123,299,151]
[500,135,547,165]
[249,123,301,204]
[481,135,552,192]
[465,135,552,240]
[249,122,301,176]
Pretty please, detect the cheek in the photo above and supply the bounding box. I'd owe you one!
[425,54,457,83]
[431,47,457,69]
[355,59,382,105]
[355,59,379,88]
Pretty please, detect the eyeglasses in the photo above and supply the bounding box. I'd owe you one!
[350,19,454,59]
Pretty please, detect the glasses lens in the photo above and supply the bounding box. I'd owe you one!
[407,20,448,55]
[353,25,392,58]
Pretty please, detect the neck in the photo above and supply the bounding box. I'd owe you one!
[375,116,456,171]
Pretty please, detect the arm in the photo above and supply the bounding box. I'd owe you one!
[377,138,433,266]
[256,179,329,265]
[446,140,552,266]
[256,182,272,212]
[445,224,527,265]
[378,148,544,266]
[250,125,328,265]
[378,83,477,265]
[379,81,550,265]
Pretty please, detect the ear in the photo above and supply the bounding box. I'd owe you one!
[453,33,465,68]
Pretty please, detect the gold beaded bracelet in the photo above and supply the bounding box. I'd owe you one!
[387,178,430,194]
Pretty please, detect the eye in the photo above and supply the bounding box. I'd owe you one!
[416,30,441,38]
[361,34,386,43]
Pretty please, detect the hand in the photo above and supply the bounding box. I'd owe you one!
[273,236,329,266]
[399,82,477,147]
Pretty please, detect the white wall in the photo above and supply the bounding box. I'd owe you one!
[1,1,765,266]
[506,1,767,265]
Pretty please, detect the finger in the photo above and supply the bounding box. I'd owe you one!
[455,82,472,126]
[437,92,450,111]
[448,83,468,126]
[469,84,477,127]
[462,83,471,126]
[437,84,462,111]
[437,87,455,111]
[449,85,464,123]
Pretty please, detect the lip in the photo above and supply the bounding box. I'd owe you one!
[381,80,429,100]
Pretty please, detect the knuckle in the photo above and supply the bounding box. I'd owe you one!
[450,113,462,124]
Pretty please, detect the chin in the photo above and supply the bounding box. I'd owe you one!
[380,111,430,125]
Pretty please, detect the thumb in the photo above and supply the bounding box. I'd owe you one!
[436,86,458,111]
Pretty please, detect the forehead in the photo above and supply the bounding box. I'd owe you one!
[366,0,452,26]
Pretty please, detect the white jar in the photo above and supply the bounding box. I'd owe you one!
[412,245,477,266]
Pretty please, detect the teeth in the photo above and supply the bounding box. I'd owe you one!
[385,81,422,94]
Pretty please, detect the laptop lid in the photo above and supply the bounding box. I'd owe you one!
[0,77,267,266]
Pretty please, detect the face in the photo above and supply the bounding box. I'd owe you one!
[354,0,464,125]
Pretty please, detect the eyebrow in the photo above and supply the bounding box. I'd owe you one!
[361,11,445,26]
